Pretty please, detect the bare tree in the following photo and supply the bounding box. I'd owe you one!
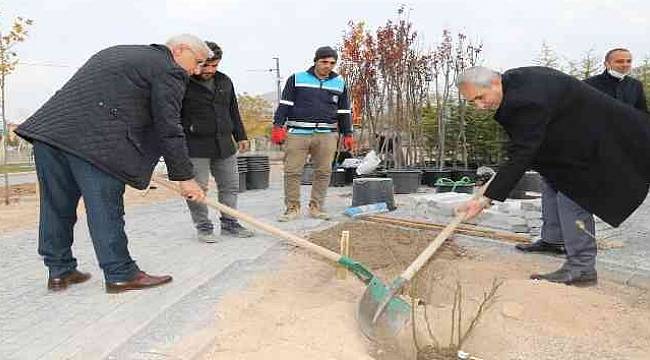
[567,48,601,80]
[430,31,482,169]
[534,41,561,69]
[1,13,33,205]
[340,9,431,168]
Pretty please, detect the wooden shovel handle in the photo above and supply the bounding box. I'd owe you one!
[399,176,495,282]
[152,177,343,263]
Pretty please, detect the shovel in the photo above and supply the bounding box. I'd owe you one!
[358,168,496,340]
[152,176,411,337]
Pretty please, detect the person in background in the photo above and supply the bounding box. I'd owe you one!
[271,46,354,222]
[181,41,254,242]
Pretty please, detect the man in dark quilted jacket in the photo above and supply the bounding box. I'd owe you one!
[15,34,210,293]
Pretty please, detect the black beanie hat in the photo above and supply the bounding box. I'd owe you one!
[314,46,338,62]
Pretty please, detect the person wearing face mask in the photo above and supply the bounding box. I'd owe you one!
[584,48,648,113]
[271,46,355,222]
[456,66,650,286]
[516,48,648,259]
[180,41,254,242]
[14,34,210,293]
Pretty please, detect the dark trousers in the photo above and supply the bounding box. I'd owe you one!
[33,141,139,282]
[541,180,597,271]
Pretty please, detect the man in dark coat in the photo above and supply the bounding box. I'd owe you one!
[456,66,650,285]
[181,41,253,242]
[15,34,211,293]
[517,48,649,256]
[585,48,648,113]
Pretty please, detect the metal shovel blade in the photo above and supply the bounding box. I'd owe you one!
[358,275,411,340]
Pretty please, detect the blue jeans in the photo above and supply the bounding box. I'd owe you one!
[33,141,140,282]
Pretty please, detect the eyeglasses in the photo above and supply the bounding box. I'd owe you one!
[318,60,337,65]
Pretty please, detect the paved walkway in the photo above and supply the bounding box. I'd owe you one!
[2,171,649,359]
[0,174,353,359]
[3,172,37,186]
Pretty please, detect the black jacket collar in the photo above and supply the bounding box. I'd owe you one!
[600,69,626,83]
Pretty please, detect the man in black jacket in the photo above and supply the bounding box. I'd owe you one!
[181,41,253,242]
[456,66,650,286]
[517,48,649,256]
[15,34,210,293]
[585,48,648,113]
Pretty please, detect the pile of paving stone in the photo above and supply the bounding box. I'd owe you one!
[404,192,622,243]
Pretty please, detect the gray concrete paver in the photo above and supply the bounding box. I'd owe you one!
[2,172,649,359]
[0,177,351,359]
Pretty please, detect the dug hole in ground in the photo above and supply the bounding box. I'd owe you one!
[168,221,650,360]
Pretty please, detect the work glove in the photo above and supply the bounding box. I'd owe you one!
[342,134,355,151]
[271,126,287,145]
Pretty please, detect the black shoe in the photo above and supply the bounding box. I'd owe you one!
[530,268,597,286]
[515,240,566,254]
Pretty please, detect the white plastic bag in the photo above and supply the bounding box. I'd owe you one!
[356,150,381,175]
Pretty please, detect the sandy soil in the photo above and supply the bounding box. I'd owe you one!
[0,182,180,233]
[199,221,650,360]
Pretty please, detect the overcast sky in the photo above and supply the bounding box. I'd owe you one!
[2,0,649,122]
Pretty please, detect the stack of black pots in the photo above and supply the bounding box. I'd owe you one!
[236,156,248,193]
[243,155,270,190]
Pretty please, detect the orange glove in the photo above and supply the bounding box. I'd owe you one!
[271,126,287,145]
[342,134,355,151]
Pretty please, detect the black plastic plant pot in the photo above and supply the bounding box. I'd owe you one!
[238,172,247,193]
[386,169,421,194]
[352,178,396,210]
[301,163,314,185]
[452,168,478,181]
[433,177,457,193]
[453,184,475,194]
[246,170,270,190]
[423,169,453,187]
[508,171,542,199]
[330,168,347,187]
[344,167,356,184]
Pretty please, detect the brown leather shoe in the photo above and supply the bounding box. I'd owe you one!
[105,271,172,293]
[48,270,92,291]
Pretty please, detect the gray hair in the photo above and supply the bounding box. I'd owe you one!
[165,34,213,58]
[457,66,501,88]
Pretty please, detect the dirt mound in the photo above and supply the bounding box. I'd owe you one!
[198,221,650,360]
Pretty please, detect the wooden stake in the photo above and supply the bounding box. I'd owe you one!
[336,230,350,279]
[362,215,530,244]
